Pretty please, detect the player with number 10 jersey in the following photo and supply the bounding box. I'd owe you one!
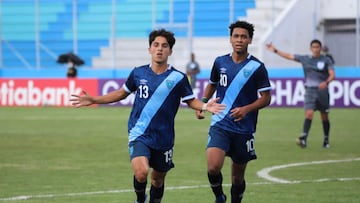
[209,53,271,134]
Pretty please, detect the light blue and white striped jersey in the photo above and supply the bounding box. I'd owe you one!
[123,64,194,150]
[209,54,271,134]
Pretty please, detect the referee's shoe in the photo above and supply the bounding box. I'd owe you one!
[296,136,307,148]
[323,139,330,148]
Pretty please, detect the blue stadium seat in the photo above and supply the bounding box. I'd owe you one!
[0,0,254,68]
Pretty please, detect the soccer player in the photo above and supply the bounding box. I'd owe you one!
[266,39,335,148]
[70,29,225,203]
[196,21,271,203]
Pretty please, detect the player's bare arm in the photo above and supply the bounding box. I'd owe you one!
[266,42,295,61]
[230,90,271,122]
[70,88,130,108]
[195,83,217,119]
[187,97,225,115]
[319,69,336,90]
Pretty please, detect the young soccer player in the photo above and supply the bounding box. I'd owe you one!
[197,21,271,203]
[70,29,225,203]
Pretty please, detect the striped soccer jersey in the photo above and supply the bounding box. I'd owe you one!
[209,54,271,134]
[123,64,194,150]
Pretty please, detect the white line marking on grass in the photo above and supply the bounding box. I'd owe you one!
[0,189,133,201]
[1,177,360,201]
[2,158,359,201]
[257,157,360,184]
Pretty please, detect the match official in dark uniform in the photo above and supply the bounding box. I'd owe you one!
[266,39,335,148]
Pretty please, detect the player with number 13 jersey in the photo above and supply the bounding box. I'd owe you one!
[124,64,193,151]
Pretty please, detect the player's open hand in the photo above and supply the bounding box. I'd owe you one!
[265,42,276,52]
[70,90,94,108]
[205,97,226,114]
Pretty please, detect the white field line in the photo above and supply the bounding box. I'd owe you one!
[1,158,360,201]
[257,157,360,184]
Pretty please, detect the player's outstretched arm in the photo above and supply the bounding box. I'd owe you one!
[205,98,226,114]
[70,90,94,107]
[70,88,130,108]
[195,83,217,119]
[187,97,225,115]
[265,42,295,61]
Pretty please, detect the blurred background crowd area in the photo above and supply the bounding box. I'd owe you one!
[0,0,359,75]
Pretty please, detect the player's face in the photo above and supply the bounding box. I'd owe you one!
[230,28,252,54]
[148,36,172,64]
[310,43,321,58]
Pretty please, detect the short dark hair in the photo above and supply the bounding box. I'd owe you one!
[229,21,254,38]
[148,29,176,49]
[310,39,322,47]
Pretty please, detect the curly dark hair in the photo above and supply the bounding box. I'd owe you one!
[229,21,254,39]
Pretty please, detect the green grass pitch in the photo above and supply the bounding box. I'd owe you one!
[0,107,359,203]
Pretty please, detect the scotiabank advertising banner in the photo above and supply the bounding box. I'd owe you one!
[0,79,98,107]
[1,78,359,108]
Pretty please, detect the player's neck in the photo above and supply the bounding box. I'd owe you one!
[312,53,321,58]
[232,51,249,63]
[151,63,169,74]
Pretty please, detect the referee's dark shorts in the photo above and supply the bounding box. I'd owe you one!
[304,86,330,113]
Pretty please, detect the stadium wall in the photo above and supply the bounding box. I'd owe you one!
[258,0,359,68]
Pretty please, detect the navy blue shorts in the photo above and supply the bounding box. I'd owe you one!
[128,141,174,172]
[207,126,257,164]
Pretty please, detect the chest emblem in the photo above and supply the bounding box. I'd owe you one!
[317,61,325,70]
[243,68,252,78]
[166,80,175,89]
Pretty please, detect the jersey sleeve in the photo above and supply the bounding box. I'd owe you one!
[294,54,305,63]
[209,58,220,84]
[180,73,195,102]
[325,56,335,70]
[124,69,137,93]
[254,64,271,92]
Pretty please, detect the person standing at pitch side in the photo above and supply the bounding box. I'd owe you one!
[266,39,335,148]
[186,52,201,89]
[70,29,225,203]
[197,21,271,203]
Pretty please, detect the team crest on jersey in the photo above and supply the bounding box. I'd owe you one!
[166,80,175,89]
[317,61,325,70]
[243,68,252,78]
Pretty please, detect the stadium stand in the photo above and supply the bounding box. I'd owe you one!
[0,0,257,70]
[92,0,257,69]
[2,0,358,71]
